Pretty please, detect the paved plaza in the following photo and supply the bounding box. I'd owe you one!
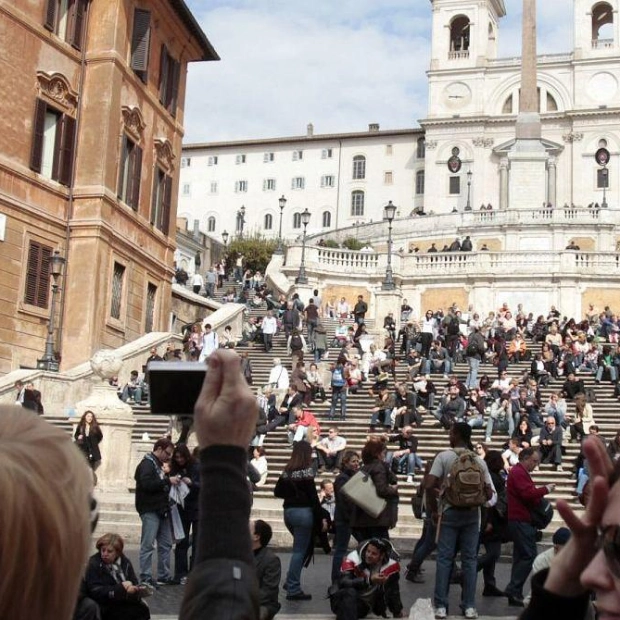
[124,547,519,619]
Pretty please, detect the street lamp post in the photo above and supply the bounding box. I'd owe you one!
[295,208,311,285]
[602,167,609,208]
[382,200,397,291]
[222,230,229,248]
[237,205,246,237]
[465,169,473,211]
[275,195,286,254]
[37,249,66,372]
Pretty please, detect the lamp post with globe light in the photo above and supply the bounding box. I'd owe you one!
[275,195,286,254]
[295,208,311,285]
[382,201,397,290]
[37,249,66,371]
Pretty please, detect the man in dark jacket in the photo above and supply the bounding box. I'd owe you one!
[539,416,563,470]
[331,538,405,619]
[561,373,585,400]
[353,295,368,325]
[250,520,281,620]
[503,447,555,607]
[465,327,486,389]
[135,438,177,588]
[281,302,300,339]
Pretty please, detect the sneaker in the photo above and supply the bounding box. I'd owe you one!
[406,475,414,483]
[555,465,563,472]
[484,437,491,443]
[157,577,180,586]
[464,608,478,619]
[435,607,447,620]
[286,591,312,601]
[405,570,425,584]
[417,405,427,413]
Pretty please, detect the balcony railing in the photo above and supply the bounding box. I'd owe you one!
[592,38,614,49]
[448,50,470,60]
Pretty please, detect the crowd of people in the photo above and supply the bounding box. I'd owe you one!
[8,285,620,620]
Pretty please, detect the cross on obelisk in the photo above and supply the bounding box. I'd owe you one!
[516,0,542,140]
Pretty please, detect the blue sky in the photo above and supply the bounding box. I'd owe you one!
[184,1,573,143]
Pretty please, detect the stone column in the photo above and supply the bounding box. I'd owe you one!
[76,350,135,492]
[516,0,542,140]
[499,158,509,210]
[547,157,557,206]
[375,289,403,334]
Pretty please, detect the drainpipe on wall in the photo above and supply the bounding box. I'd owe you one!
[57,1,92,363]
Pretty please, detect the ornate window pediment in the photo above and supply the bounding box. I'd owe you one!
[36,72,78,112]
[121,106,146,142]
[154,138,175,173]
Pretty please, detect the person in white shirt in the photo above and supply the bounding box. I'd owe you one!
[337,297,350,318]
[191,272,203,295]
[267,358,289,391]
[198,323,219,362]
[260,310,278,352]
[501,438,521,473]
[316,427,347,472]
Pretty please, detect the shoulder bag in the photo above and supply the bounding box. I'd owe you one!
[341,470,387,518]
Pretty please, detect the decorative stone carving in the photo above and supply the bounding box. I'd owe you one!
[472,137,495,148]
[90,349,124,382]
[36,72,78,111]
[154,138,176,173]
[562,132,584,143]
[425,140,438,150]
[121,106,146,142]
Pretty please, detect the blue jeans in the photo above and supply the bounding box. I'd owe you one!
[596,365,618,382]
[283,506,314,595]
[434,507,480,612]
[466,357,480,389]
[485,414,514,439]
[505,521,538,600]
[386,451,424,474]
[329,388,347,419]
[139,512,173,583]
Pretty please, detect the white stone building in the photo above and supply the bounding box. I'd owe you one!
[180,0,620,240]
[178,125,425,244]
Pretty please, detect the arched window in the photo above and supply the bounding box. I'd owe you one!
[502,94,514,114]
[416,137,426,159]
[351,191,364,217]
[322,211,331,228]
[264,213,273,230]
[450,16,470,54]
[292,212,301,229]
[546,92,558,112]
[207,216,216,232]
[592,2,614,46]
[352,155,366,180]
[416,170,425,195]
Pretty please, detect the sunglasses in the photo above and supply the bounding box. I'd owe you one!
[597,525,620,578]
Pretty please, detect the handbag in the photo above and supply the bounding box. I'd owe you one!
[530,497,554,530]
[341,470,387,518]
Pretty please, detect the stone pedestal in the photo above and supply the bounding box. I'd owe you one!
[76,350,136,492]
[374,289,403,330]
[508,142,549,209]
[293,284,315,305]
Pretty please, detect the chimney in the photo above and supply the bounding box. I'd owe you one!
[307,123,314,136]
[193,219,200,237]
[369,123,380,132]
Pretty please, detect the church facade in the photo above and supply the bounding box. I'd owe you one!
[180,0,620,246]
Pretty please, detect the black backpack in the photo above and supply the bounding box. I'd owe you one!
[447,317,460,336]
[290,335,303,351]
[466,342,479,356]
[530,497,554,529]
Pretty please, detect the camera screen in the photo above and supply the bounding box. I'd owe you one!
[148,361,207,415]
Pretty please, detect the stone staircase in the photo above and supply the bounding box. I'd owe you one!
[48,308,620,548]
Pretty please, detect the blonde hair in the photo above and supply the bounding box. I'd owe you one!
[0,406,92,619]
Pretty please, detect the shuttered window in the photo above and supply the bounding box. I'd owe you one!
[145,283,157,333]
[110,262,125,320]
[44,0,88,50]
[130,9,151,82]
[159,45,180,116]
[151,168,172,235]
[117,135,142,210]
[24,241,52,308]
[30,98,76,187]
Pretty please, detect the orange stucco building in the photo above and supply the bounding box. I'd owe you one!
[0,0,218,373]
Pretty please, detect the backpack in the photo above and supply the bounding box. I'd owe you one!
[442,450,488,508]
[465,341,479,357]
[331,366,346,388]
[290,335,303,351]
[447,317,460,336]
[530,498,554,530]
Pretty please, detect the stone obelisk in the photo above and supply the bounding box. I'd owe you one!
[508,0,549,209]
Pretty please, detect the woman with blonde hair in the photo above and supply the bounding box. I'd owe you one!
[0,405,92,620]
[85,533,151,619]
[570,392,595,442]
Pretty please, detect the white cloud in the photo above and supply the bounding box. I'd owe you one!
[184,0,575,143]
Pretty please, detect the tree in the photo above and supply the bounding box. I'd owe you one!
[226,234,280,274]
